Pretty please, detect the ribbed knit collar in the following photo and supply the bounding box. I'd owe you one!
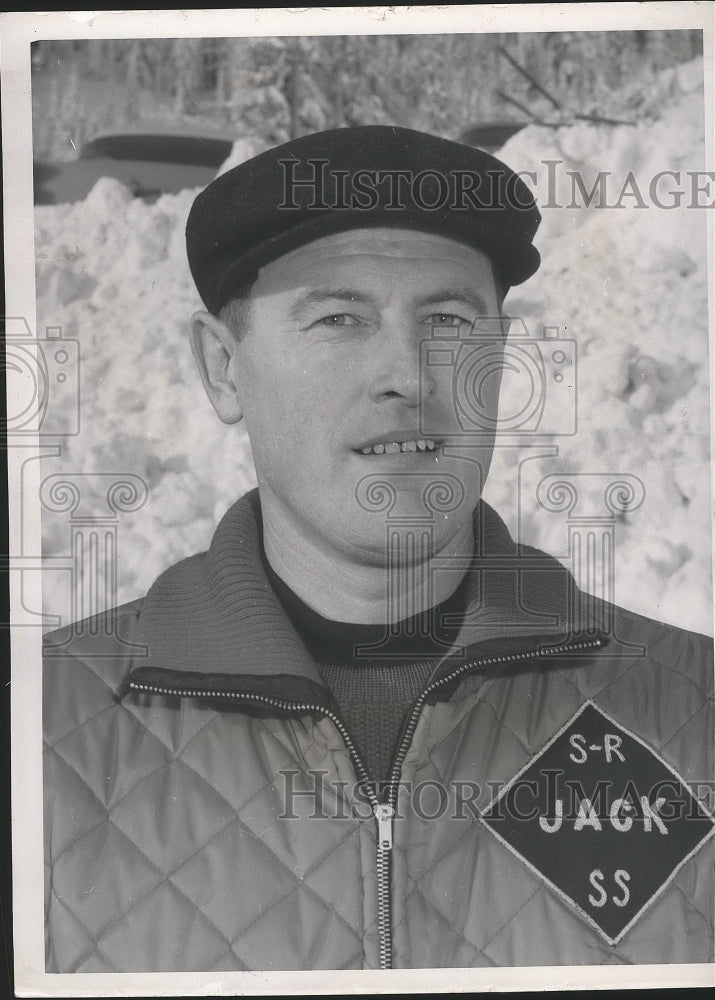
[133,487,586,685]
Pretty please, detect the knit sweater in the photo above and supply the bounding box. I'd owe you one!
[263,558,470,785]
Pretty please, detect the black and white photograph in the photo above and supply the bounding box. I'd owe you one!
[4,4,714,995]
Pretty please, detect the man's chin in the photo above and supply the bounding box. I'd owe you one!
[351,465,477,522]
[344,506,474,567]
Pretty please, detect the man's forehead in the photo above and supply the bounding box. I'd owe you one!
[251,227,498,298]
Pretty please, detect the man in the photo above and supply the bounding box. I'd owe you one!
[43,126,714,972]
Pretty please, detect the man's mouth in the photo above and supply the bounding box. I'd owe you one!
[357,438,438,455]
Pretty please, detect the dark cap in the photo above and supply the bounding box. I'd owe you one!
[186,125,541,314]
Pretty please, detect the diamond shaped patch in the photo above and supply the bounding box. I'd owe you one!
[481,702,715,944]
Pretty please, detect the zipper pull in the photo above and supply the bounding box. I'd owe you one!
[374,803,394,851]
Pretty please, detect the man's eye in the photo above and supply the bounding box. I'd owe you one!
[313,314,360,328]
[425,313,467,327]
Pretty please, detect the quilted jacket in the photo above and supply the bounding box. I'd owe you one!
[44,489,714,972]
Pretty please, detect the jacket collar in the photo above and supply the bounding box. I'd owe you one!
[132,488,592,686]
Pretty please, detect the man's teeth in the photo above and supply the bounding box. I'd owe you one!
[359,439,437,455]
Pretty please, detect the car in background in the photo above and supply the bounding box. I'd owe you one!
[34,122,530,205]
[458,120,529,153]
[33,130,235,205]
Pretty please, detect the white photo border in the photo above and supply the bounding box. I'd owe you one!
[4,4,715,995]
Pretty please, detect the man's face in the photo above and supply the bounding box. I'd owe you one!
[207,228,506,565]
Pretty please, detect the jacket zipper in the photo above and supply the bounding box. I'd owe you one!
[375,634,605,968]
[128,634,604,970]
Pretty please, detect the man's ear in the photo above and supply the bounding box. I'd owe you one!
[189,311,244,424]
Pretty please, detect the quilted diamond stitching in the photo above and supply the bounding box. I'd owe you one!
[176,723,368,919]
[605,661,711,751]
[475,673,582,756]
[430,690,533,762]
[400,817,540,958]
[45,645,125,701]
[51,673,371,964]
[662,699,713,758]
[397,706,537,949]
[401,884,495,966]
[46,746,176,867]
[44,698,118,752]
[553,648,641,701]
[205,946,251,971]
[401,818,476,899]
[50,705,174,811]
[479,882,543,951]
[49,736,246,957]
[45,748,110,863]
[599,861,713,964]
[61,819,238,965]
[109,763,364,954]
[94,878,235,971]
[177,715,301,816]
[638,628,714,699]
[175,710,368,883]
[479,880,614,966]
[229,858,364,951]
[49,719,167,808]
[218,766,280,821]
[49,891,120,972]
[120,694,222,757]
[75,951,122,973]
[183,734,292,825]
[652,650,713,702]
[204,811,365,948]
[171,819,308,940]
[54,818,168,942]
[234,783,362,879]
[598,950,634,965]
[66,639,449,749]
[222,874,365,971]
[110,760,239,873]
[553,650,712,766]
[289,826,366,928]
[51,817,167,938]
[671,881,712,929]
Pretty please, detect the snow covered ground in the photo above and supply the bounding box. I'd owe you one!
[36,58,713,634]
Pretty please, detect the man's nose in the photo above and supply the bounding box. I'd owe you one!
[367,321,437,406]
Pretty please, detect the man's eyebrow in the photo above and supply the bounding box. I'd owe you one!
[288,288,373,320]
[287,286,490,320]
[415,289,489,314]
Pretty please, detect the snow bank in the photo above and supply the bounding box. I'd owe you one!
[483,58,712,633]
[36,175,257,619]
[36,60,713,634]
